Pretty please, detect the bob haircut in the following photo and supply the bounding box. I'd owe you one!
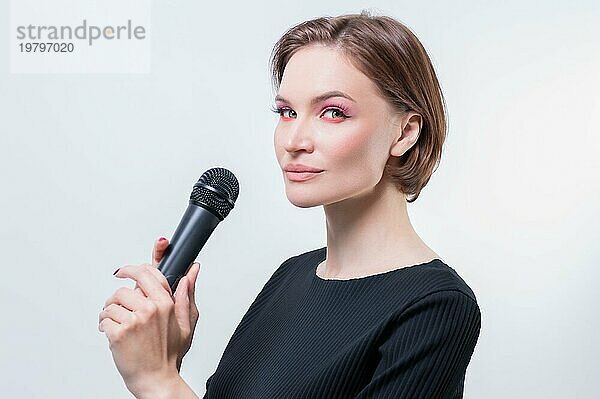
[269,10,447,203]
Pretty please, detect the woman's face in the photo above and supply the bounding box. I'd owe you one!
[273,44,410,208]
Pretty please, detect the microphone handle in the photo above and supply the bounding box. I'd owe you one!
[158,203,221,293]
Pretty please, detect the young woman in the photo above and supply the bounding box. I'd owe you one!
[99,11,481,399]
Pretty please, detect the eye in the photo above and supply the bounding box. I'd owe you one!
[270,105,296,119]
[321,107,348,120]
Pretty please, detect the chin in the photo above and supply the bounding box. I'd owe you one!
[287,196,322,209]
[284,187,324,208]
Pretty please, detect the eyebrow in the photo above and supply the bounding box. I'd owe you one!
[274,90,356,106]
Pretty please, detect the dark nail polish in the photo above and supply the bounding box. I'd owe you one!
[159,237,167,242]
[113,268,120,275]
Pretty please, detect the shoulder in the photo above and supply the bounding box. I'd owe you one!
[274,246,326,276]
[424,259,479,304]
[400,288,481,324]
[393,260,481,334]
[371,257,481,326]
[260,246,324,289]
[388,256,480,307]
[274,246,324,272]
[390,288,482,359]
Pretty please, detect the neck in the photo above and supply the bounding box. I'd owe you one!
[320,178,435,279]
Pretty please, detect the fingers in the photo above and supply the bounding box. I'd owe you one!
[99,302,133,329]
[174,275,191,332]
[133,283,146,297]
[100,287,146,332]
[103,286,147,311]
[114,264,173,300]
[175,275,189,302]
[187,262,200,304]
[152,237,169,268]
[175,276,190,309]
[98,317,119,334]
[186,263,201,324]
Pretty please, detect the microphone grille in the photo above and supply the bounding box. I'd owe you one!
[190,167,239,220]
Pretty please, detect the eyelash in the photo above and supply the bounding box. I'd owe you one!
[269,105,350,120]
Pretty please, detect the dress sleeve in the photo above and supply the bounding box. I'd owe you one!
[202,373,214,398]
[355,289,482,399]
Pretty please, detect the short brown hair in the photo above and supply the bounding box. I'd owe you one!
[269,10,447,203]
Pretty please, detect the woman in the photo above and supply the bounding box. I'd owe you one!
[99,11,481,399]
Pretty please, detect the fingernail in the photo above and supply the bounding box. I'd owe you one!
[159,237,167,242]
[113,268,120,275]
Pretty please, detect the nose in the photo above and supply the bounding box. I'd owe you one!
[283,116,314,154]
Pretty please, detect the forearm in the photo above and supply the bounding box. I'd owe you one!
[131,374,199,399]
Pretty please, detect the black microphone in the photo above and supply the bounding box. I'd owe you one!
[158,167,239,293]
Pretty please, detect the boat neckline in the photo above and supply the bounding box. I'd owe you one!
[312,247,443,282]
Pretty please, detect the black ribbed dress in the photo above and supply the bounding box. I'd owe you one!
[203,246,481,398]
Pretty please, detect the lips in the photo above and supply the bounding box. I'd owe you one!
[285,170,323,182]
[283,164,324,173]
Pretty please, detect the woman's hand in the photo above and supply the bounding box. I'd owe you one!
[98,237,201,397]
[136,237,201,370]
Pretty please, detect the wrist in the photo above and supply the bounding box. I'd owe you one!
[129,373,190,399]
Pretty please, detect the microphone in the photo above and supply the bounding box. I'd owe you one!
[158,167,239,293]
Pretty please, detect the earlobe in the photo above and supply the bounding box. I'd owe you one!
[390,138,410,157]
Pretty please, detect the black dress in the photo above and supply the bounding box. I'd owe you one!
[203,246,481,398]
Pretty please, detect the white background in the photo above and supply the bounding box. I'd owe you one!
[1,1,598,398]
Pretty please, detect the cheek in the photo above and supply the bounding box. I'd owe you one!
[273,127,284,161]
[315,131,376,201]
[323,123,389,193]
[328,127,377,168]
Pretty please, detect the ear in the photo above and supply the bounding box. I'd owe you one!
[390,112,422,157]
